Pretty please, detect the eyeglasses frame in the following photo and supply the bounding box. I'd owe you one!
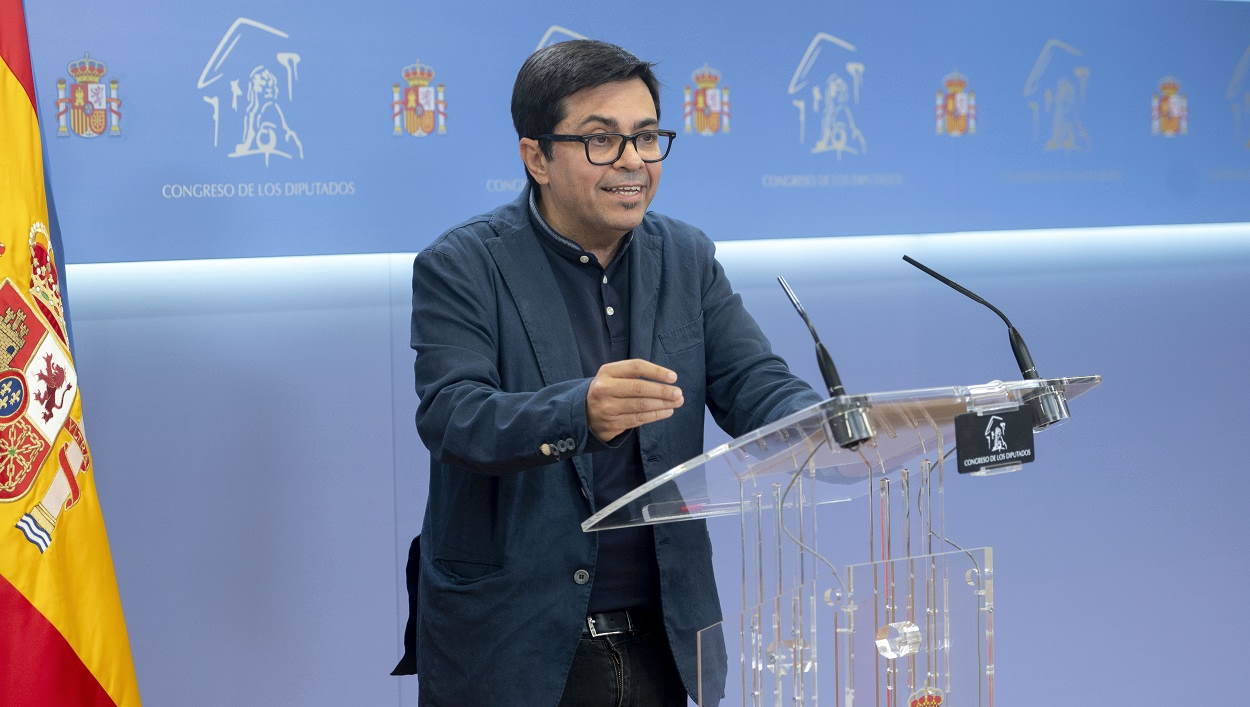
[536,129,677,166]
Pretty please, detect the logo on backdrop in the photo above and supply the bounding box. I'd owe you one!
[535,25,587,51]
[787,32,866,158]
[391,61,447,137]
[54,54,121,138]
[684,65,730,135]
[936,71,975,137]
[1151,77,1187,137]
[196,18,304,165]
[1227,46,1250,148]
[1023,39,1091,151]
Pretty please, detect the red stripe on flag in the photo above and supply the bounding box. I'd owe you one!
[0,0,38,112]
[0,574,117,707]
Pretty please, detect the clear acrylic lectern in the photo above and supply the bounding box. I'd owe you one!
[583,376,1100,707]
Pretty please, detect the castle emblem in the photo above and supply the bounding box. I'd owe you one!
[0,280,46,372]
[936,71,976,137]
[391,61,447,137]
[55,54,121,138]
[683,65,729,135]
[0,302,34,370]
[1151,77,1187,137]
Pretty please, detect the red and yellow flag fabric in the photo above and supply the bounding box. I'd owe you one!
[0,2,141,705]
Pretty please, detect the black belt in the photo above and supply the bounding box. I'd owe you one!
[584,608,647,638]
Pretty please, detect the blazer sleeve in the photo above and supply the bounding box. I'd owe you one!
[410,244,592,474]
[697,239,823,438]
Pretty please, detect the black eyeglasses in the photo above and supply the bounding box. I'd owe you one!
[537,129,676,166]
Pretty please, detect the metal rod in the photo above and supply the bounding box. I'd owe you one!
[754,492,765,706]
[773,484,784,707]
[904,465,916,694]
[795,475,808,704]
[869,458,881,707]
[740,485,749,706]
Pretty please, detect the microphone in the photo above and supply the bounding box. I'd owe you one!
[777,275,846,396]
[777,276,873,449]
[900,255,1070,429]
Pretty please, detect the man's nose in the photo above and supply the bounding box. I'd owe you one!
[614,138,646,169]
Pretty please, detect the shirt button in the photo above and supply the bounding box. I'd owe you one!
[602,275,608,284]
[573,569,590,585]
[605,306,615,316]
[579,255,590,264]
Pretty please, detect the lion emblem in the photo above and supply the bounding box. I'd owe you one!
[33,353,72,422]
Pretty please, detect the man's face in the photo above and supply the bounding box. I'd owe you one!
[525,78,662,244]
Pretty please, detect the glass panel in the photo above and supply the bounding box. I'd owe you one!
[582,376,1099,533]
[698,549,994,707]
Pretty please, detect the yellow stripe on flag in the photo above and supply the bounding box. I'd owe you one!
[0,8,141,706]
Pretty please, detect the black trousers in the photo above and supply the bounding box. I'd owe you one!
[557,621,689,707]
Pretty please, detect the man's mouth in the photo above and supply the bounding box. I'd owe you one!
[602,185,644,196]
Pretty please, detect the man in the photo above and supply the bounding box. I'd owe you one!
[401,40,821,705]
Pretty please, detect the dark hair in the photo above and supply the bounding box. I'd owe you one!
[511,40,660,187]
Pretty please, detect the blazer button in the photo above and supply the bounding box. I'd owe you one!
[572,569,590,585]
[540,443,553,456]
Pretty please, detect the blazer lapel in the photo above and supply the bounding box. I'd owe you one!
[628,226,662,362]
[629,225,665,477]
[485,195,594,497]
[486,210,582,389]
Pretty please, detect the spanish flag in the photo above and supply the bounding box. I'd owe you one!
[0,2,141,705]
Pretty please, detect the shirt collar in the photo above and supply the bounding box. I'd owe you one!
[528,189,633,265]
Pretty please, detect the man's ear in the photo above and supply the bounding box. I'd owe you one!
[519,138,551,186]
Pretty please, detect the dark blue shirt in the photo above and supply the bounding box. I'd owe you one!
[529,192,659,613]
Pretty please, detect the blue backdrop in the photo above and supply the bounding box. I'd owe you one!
[27,0,1250,263]
[22,1,1250,706]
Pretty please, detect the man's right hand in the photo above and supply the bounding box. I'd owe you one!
[586,359,684,443]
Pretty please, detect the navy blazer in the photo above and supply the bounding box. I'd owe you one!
[404,188,820,705]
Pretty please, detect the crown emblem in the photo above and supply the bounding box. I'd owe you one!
[943,71,968,93]
[67,54,107,84]
[403,61,436,87]
[692,64,721,89]
[392,61,448,137]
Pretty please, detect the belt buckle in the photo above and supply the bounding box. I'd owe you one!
[586,612,632,638]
